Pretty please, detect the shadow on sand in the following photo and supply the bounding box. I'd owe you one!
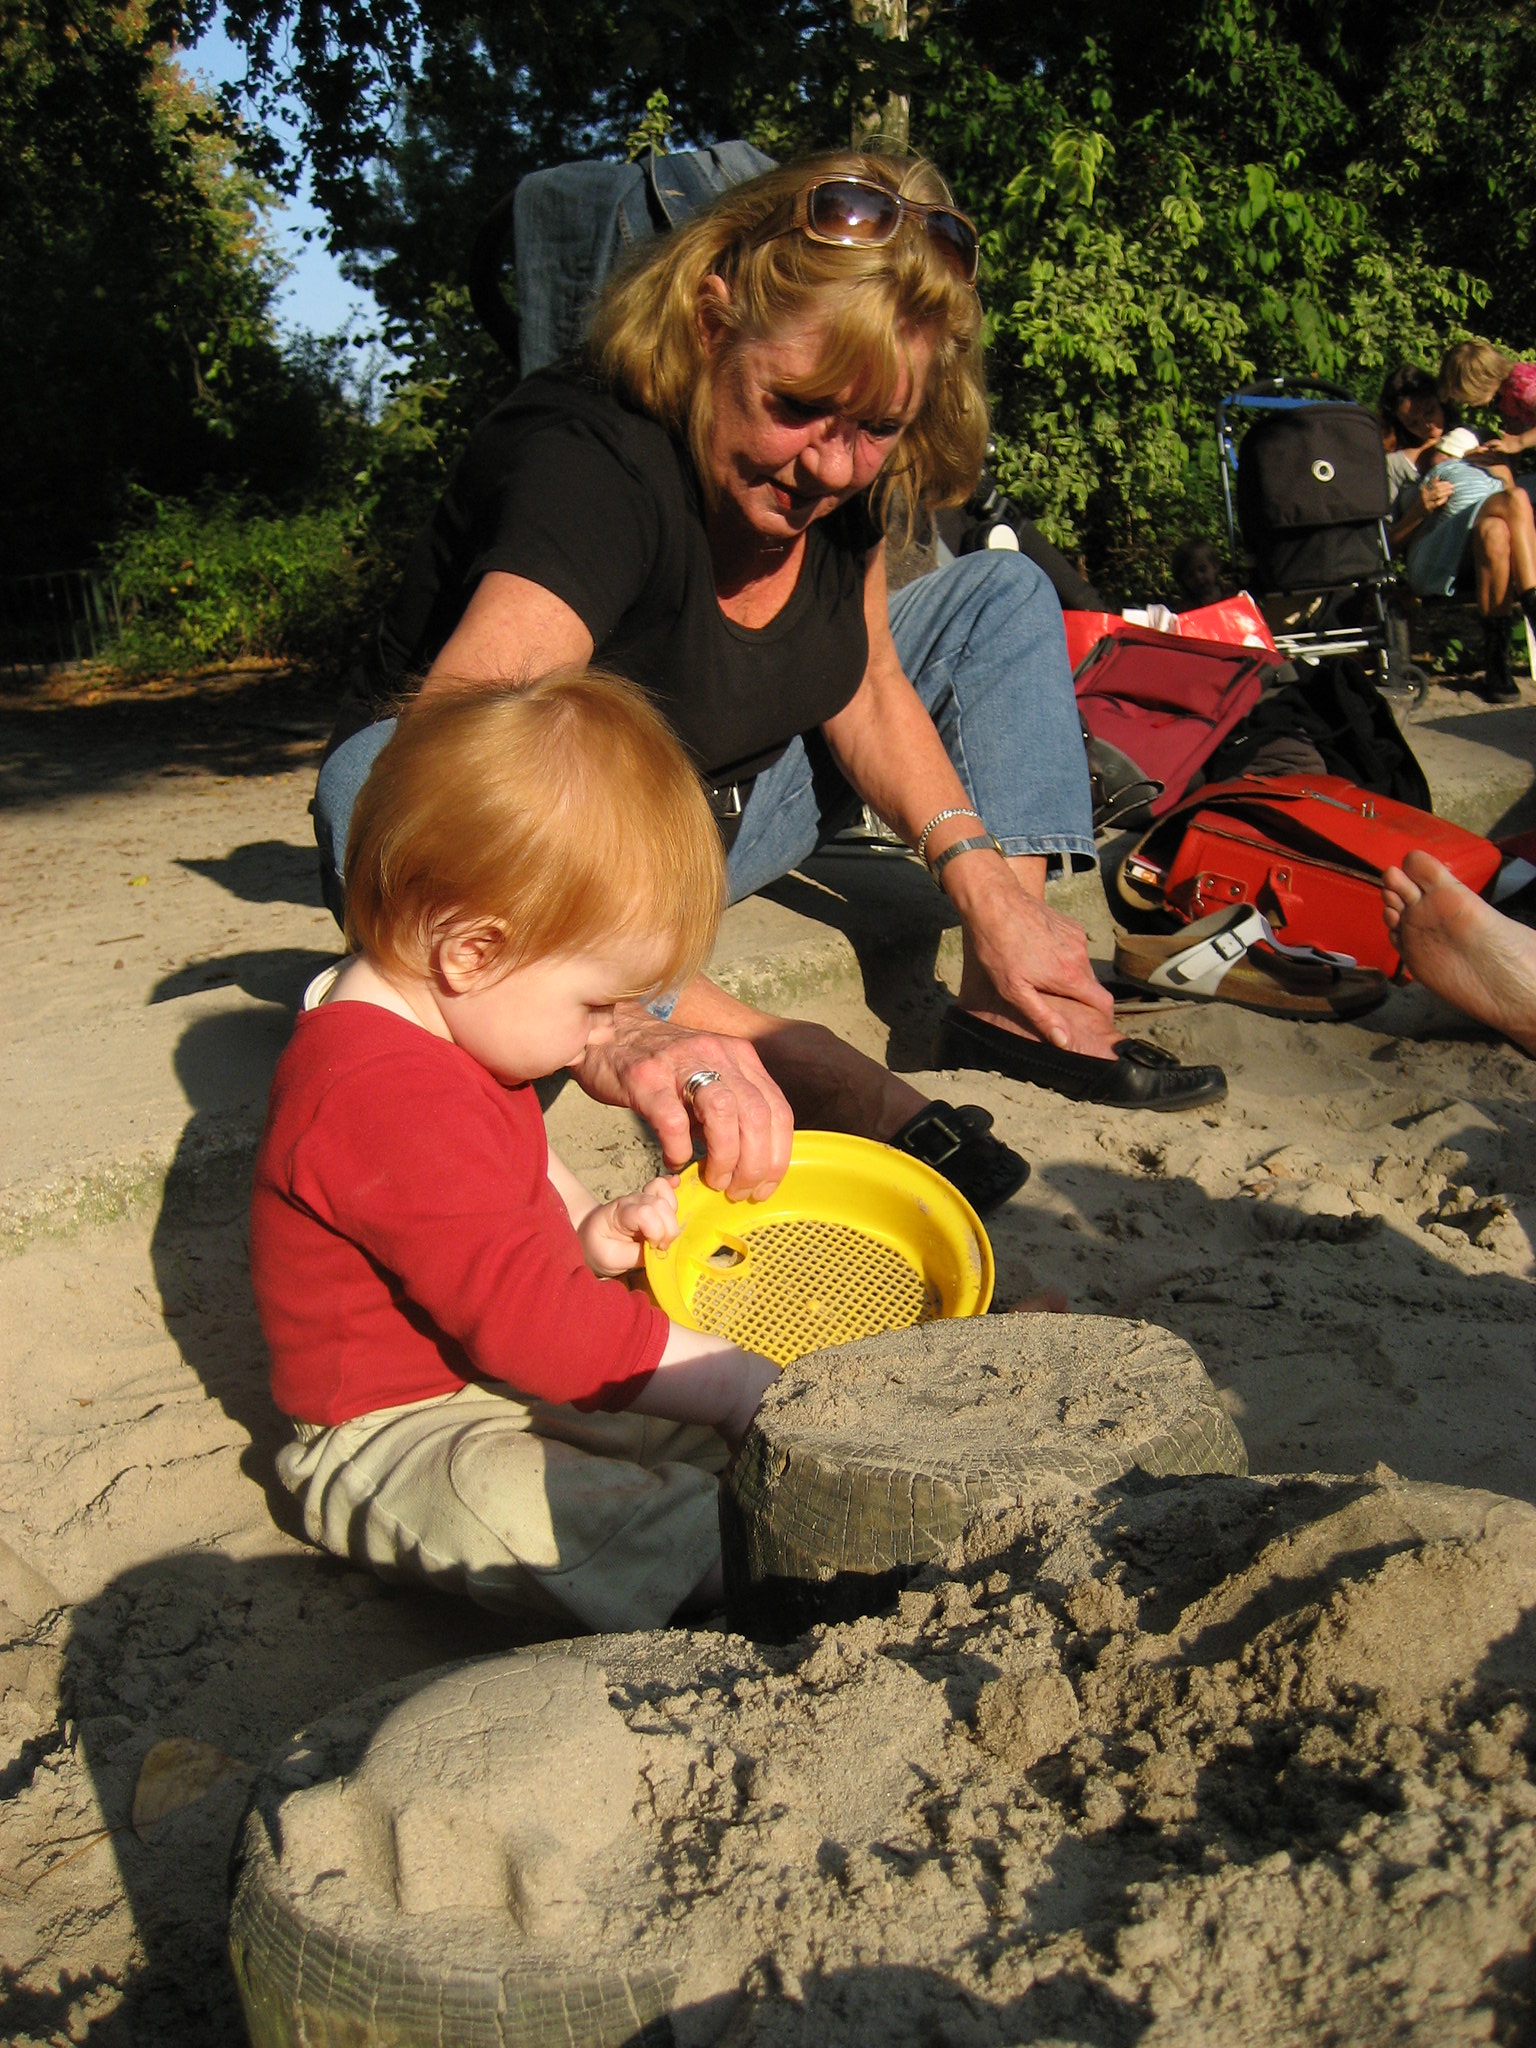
[0,666,337,812]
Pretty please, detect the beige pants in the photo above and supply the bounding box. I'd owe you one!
[275,1382,728,1633]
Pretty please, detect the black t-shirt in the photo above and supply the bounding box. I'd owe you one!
[360,367,879,787]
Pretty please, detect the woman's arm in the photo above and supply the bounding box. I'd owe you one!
[1388,476,1452,550]
[1483,425,1536,457]
[414,576,794,1196]
[818,548,1112,1047]
[421,571,594,694]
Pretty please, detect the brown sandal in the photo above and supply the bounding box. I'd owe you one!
[1113,906,1389,1020]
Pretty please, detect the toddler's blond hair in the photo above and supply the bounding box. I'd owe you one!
[345,669,725,996]
[1440,341,1514,409]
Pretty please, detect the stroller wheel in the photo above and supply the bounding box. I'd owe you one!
[1378,639,1427,713]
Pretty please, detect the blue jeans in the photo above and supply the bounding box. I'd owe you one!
[314,552,1094,928]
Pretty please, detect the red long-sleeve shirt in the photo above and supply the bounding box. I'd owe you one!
[249,1003,667,1424]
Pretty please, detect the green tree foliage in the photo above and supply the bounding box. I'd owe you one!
[0,0,358,571]
[106,491,362,669]
[1366,0,1536,344]
[202,0,853,332]
[197,0,1533,596]
[105,286,514,670]
[917,5,1497,581]
[21,0,1530,645]
[351,281,517,569]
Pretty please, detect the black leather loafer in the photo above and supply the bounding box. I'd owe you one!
[933,1006,1227,1112]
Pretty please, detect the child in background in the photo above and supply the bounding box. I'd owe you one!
[249,671,779,1633]
[1169,538,1230,610]
[1440,341,1536,459]
[1389,426,1536,701]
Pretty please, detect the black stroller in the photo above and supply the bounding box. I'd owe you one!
[1218,375,1411,684]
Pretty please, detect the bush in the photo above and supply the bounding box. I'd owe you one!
[104,493,366,672]
[916,17,1492,596]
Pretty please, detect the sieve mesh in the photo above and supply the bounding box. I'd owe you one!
[687,1217,937,1367]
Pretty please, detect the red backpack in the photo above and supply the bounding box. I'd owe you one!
[1112,774,1505,977]
[1073,627,1272,827]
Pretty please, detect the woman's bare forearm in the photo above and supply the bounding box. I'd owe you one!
[421,571,594,694]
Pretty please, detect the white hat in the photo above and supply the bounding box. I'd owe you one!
[1437,427,1480,459]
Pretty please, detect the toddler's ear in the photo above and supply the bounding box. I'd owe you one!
[435,919,509,992]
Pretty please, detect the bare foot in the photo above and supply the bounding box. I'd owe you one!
[1382,851,1536,1053]
[955,980,1124,1061]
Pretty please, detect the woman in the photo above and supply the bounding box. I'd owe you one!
[316,153,1223,1205]
[1381,364,1536,702]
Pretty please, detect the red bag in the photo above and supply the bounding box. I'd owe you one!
[1114,774,1504,978]
[1074,627,1270,819]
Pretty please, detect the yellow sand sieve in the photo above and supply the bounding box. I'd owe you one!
[644,1130,994,1367]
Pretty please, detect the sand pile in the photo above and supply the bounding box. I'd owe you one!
[234,1469,1536,2045]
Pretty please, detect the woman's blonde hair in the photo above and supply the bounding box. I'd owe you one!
[585,151,989,535]
[1440,341,1514,409]
[344,669,725,994]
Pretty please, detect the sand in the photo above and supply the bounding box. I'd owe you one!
[231,1471,1536,2045]
[2,664,1535,2043]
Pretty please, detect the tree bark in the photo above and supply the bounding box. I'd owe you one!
[850,0,913,155]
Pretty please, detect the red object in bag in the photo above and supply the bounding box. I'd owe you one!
[1175,595,1280,656]
[1064,610,1124,671]
[1062,594,1279,672]
[1074,628,1270,818]
[1116,775,1503,978]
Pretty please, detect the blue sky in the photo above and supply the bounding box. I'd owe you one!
[183,15,381,342]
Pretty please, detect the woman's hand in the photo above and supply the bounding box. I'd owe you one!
[568,1003,795,1200]
[945,851,1115,1049]
[1482,429,1536,457]
[1419,475,1454,513]
[578,1175,680,1277]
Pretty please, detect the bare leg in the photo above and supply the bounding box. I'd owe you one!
[1382,851,1536,1053]
[1474,489,1536,611]
[1474,504,1512,617]
[669,974,929,1141]
[1488,484,1536,595]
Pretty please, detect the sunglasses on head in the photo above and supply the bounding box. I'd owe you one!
[760,177,980,288]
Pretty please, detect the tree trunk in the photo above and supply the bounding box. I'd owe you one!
[850,0,910,155]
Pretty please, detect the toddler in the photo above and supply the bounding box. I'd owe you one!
[1440,341,1536,459]
[249,671,779,1633]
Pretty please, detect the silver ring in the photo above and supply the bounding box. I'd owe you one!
[681,1068,724,1111]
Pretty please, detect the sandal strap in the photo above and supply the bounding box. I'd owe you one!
[1143,906,1356,997]
[1114,1038,1183,1069]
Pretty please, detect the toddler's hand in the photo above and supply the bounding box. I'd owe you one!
[579,1176,680,1277]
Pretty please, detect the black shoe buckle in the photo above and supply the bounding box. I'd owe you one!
[900,1107,966,1168]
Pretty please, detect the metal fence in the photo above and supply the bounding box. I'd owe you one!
[0,569,122,676]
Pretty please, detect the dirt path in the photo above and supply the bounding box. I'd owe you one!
[1,666,1533,2043]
